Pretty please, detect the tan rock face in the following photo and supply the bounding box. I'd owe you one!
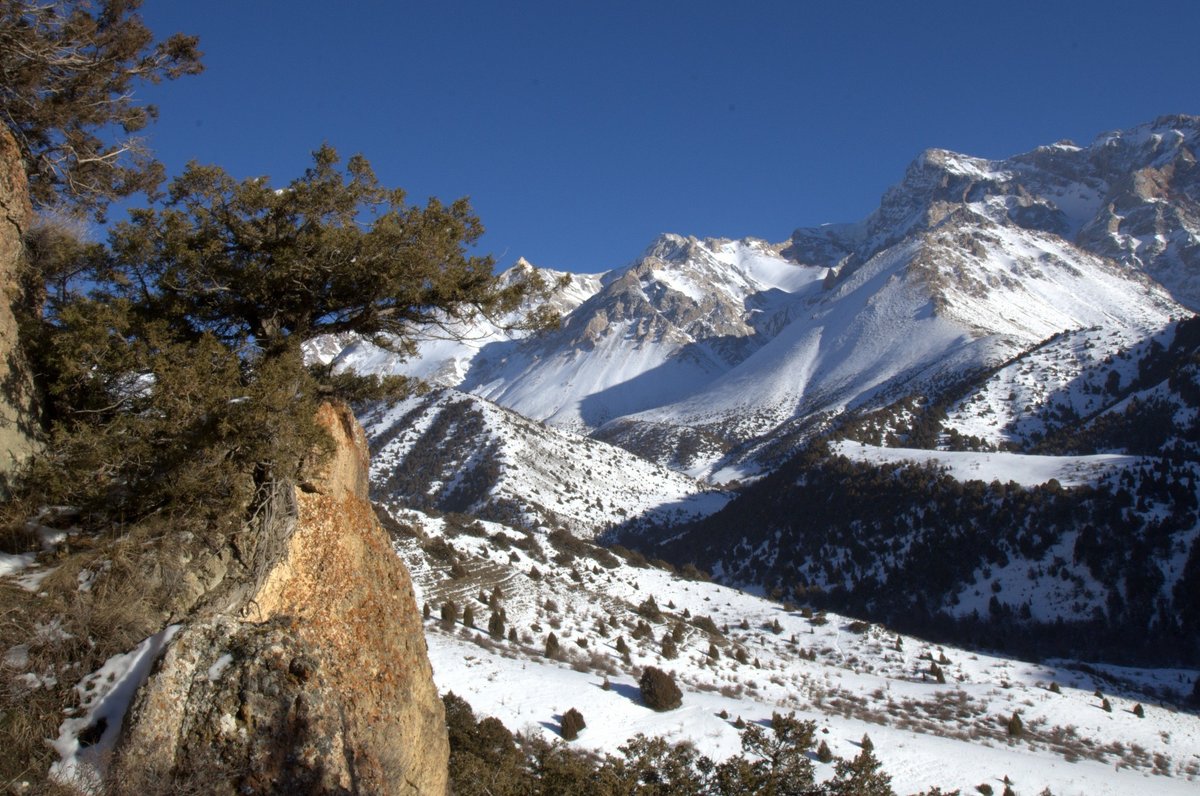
[114,403,449,795]
[0,127,39,481]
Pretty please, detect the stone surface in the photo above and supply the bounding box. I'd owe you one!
[113,403,449,794]
[0,126,38,482]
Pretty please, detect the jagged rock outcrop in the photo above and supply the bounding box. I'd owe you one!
[112,403,449,795]
[0,126,38,482]
[796,114,1200,307]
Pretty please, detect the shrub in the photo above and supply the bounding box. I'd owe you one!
[462,605,475,628]
[637,595,664,622]
[545,632,560,658]
[1006,711,1024,738]
[1133,703,1145,718]
[639,666,682,711]
[488,611,505,639]
[816,739,833,763]
[560,708,586,741]
[441,600,459,626]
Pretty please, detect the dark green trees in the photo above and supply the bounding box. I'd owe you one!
[639,666,682,711]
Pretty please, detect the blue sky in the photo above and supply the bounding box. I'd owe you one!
[134,1,1199,273]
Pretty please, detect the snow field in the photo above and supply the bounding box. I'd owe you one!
[388,507,1200,796]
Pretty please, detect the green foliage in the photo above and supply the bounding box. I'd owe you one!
[560,708,586,741]
[639,666,682,711]
[95,146,553,357]
[827,747,892,796]
[0,0,203,216]
[713,712,816,796]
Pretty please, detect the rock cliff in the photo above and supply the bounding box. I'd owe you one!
[111,402,449,794]
[0,126,38,482]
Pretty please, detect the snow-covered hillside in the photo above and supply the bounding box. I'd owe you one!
[360,388,729,538]
[385,505,1200,796]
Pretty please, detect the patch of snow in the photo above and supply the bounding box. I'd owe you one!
[832,441,1142,487]
[49,625,181,791]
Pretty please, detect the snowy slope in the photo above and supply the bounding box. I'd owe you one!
[613,222,1179,479]
[832,441,1143,488]
[385,506,1200,796]
[360,388,729,538]
[456,236,824,432]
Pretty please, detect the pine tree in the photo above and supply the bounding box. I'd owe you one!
[661,634,678,660]
[16,144,557,553]
[545,632,560,658]
[462,604,475,628]
[828,747,892,796]
[440,601,459,626]
[0,0,203,216]
[816,739,833,763]
[1133,703,1145,718]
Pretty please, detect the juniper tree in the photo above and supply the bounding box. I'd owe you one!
[488,610,505,639]
[560,708,586,741]
[638,666,682,711]
[17,145,556,541]
[0,0,203,216]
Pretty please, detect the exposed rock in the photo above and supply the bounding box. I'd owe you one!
[0,126,39,483]
[112,403,448,795]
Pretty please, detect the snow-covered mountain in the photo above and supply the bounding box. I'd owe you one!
[361,388,729,538]
[327,115,1198,480]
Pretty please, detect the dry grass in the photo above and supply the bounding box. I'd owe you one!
[0,530,187,793]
